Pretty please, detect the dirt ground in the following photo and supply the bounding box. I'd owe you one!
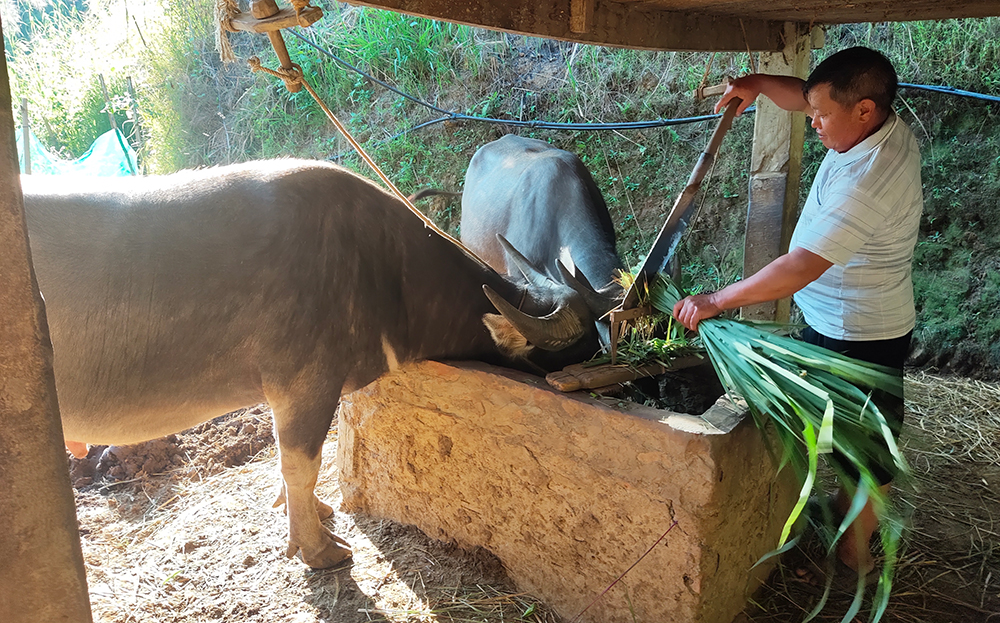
[72,370,1000,623]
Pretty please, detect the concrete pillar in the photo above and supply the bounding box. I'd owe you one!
[0,15,94,623]
[741,22,814,322]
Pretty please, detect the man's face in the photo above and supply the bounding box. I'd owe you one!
[806,83,874,153]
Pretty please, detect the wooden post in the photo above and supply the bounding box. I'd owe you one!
[20,96,29,174]
[98,73,137,175]
[125,76,144,171]
[741,22,812,322]
[253,0,303,93]
[0,17,94,623]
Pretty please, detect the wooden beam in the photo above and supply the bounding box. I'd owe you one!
[340,0,786,51]
[229,4,323,33]
[741,21,810,323]
[0,18,94,623]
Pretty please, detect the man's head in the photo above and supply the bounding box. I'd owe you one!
[802,47,898,153]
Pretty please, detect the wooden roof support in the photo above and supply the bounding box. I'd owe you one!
[741,21,811,323]
[0,19,94,623]
[228,0,325,93]
[341,0,788,51]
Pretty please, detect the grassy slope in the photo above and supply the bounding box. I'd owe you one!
[5,1,999,376]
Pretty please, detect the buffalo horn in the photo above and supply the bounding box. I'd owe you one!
[495,234,550,288]
[483,285,585,351]
[557,260,619,316]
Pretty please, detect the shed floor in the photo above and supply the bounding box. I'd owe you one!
[70,370,1000,623]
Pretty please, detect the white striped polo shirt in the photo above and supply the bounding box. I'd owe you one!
[790,113,923,341]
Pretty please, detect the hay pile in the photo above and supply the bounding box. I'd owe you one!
[74,417,556,623]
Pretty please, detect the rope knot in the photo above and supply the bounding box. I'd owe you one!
[247,57,303,89]
[291,0,313,27]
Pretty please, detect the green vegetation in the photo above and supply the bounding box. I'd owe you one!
[648,274,906,623]
[3,1,1000,375]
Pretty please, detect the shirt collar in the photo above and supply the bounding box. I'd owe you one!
[830,112,898,166]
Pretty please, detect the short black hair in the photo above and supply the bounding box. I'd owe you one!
[803,47,897,114]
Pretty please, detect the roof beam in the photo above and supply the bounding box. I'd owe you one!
[340,0,788,51]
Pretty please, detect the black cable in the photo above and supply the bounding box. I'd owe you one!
[290,29,455,116]
[900,83,1000,104]
[285,27,999,159]
[288,28,739,133]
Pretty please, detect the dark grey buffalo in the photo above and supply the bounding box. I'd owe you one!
[22,159,602,569]
[460,135,624,309]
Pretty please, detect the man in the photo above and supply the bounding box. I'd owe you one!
[673,47,922,576]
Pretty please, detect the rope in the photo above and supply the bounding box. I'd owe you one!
[739,19,757,74]
[246,56,490,269]
[215,0,240,63]
[697,52,716,96]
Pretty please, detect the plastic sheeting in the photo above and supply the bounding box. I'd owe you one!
[15,128,138,177]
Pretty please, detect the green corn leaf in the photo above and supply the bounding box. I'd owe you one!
[636,272,908,623]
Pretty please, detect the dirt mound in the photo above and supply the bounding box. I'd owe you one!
[68,406,274,488]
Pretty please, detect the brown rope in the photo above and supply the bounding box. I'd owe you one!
[247,56,490,268]
[697,52,716,95]
[215,0,240,63]
[739,19,758,74]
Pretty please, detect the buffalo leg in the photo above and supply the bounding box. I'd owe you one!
[269,392,351,569]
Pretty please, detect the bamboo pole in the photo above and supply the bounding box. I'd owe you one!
[98,73,137,175]
[125,76,143,172]
[20,96,29,174]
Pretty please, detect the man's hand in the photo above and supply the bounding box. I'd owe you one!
[715,76,761,117]
[673,293,722,332]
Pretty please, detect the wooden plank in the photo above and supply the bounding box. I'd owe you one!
[742,21,809,323]
[623,0,1000,24]
[546,355,704,392]
[229,5,323,33]
[341,0,785,51]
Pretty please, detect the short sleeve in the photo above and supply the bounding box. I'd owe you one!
[793,189,890,266]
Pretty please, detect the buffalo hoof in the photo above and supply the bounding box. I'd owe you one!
[286,529,352,569]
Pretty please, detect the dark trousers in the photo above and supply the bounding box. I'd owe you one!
[800,326,912,485]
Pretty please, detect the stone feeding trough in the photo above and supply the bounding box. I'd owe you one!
[337,359,794,623]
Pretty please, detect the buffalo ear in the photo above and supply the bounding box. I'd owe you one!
[482,314,534,358]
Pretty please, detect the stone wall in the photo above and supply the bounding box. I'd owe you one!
[337,360,793,623]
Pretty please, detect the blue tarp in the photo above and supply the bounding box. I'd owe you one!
[15,127,138,176]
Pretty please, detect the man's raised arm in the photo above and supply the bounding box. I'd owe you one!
[715,74,812,116]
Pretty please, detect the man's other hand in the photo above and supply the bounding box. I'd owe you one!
[673,293,723,332]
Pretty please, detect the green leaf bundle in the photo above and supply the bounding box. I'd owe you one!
[648,274,907,623]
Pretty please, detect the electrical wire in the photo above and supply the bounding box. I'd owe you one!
[899,82,1000,103]
[289,28,740,133]
[285,27,1000,158]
